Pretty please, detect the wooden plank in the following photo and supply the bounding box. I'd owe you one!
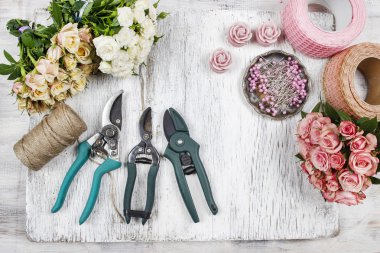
[26,9,339,242]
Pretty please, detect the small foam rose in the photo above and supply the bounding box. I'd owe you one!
[209,48,231,73]
[255,21,281,46]
[228,23,252,47]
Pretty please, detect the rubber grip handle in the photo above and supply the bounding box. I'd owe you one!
[188,144,218,215]
[142,164,160,225]
[79,158,121,225]
[123,162,137,224]
[164,147,199,223]
[51,141,91,213]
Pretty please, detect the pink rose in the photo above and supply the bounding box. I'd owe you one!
[362,177,372,191]
[309,116,331,144]
[319,123,343,154]
[255,21,281,46]
[25,73,47,91]
[209,48,231,73]
[79,26,92,44]
[338,169,364,193]
[310,148,330,172]
[297,112,323,139]
[228,23,252,47]
[12,82,23,94]
[36,59,59,83]
[297,137,312,159]
[322,190,336,202]
[308,174,323,190]
[329,153,346,170]
[339,121,362,140]
[300,160,314,175]
[349,151,379,176]
[334,191,364,206]
[349,134,377,153]
[325,174,339,192]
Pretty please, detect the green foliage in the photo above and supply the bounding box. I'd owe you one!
[370,176,380,185]
[157,12,169,20]
[295,153,305,162]
[358,117,378,133]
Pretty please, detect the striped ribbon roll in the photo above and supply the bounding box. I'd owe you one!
[323,42,380,119]
[281,0,367,58]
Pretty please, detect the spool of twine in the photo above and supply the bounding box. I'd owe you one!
[14,103,87,171]
[323,42,380,119]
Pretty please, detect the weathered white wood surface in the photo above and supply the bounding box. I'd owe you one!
[1,0,380,252]
[25,9,340,242]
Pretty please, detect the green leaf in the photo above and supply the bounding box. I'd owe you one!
[3,50,16,63]
[73,1,85,11]
[153,0,160,8]
[337,110,352,122]
[301,111,307,118]
[0,64,15,75]
[311,102,321,113]
[7,66,21,80]
[295,153,305,161]
[51,1,63,27]
[357,117,370,125]
[20,32,35,48]
[359,117,378,133]
[377,162,380,173]
[82,2,94,17]
[6,19,30,37]
[69,0,75,5]
[153,34,164,44]
[324,102,340,122]
[157,12,169,20]
[370,176,380,185]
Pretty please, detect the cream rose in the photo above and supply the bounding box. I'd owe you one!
[25,73,47,91]
[36,59,59,83]
[51,80,71,97]
[47,45,63,62]
[79,26,92,43]
[57,23,81,54]
[30,89,50,101]
[70,68,87,94]
[12,82,23,94]
[93,35,120,61]
[75,42,93,64]
[63,54,77,71]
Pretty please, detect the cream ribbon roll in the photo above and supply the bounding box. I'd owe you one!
[281,0,367,58]
[323,42,380,119]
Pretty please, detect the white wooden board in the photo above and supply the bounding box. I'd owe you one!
[26,9,338,242]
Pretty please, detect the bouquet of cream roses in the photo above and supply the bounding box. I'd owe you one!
[0,0,167,113]
[296,102,380,206]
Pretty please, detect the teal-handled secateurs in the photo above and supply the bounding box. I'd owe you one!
[123,107,160,225]
[163,108,218,223]
[51,90,124,225]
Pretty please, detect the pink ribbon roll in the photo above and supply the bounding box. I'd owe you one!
[281,0,367,58]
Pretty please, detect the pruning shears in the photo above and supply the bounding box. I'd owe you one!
[51,90,124,225]
[163,108,218,223]
[123,107,160,225]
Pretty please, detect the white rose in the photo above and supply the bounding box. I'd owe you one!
[113,27,139,48]
[111,50,134,77]
[133,7,147,24]
[141,19,156,39]
[117,7,134,27]
[57,23,81,54]
[99,61,113,74]
[93,35,120,61]
[135,0,150,10]
[137,38,153,64]
[127,44,141,60]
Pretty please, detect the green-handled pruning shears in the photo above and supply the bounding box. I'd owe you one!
[163,108,218,223]
[51,90,124,225]
[123,107,160,225]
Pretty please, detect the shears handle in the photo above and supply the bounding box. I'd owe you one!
[51,141,91,213]
[79,158,121,225]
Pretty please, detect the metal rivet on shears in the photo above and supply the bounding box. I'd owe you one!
[143,133,150,140]
[177,139,184,145]
[116,119,121,124]
[106,129,115,137]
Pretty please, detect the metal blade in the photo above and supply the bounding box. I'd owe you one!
[139,107,152,140]
[168,108,189,133]
[102,90,123,130]
[163,109,176,141]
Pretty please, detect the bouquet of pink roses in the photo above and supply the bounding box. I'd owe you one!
[296,102,380,206]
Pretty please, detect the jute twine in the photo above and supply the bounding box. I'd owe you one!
[323,42,380,119]
[14,103,87,171]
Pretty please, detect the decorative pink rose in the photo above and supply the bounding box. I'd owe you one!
[209,49,232,73]
[349,151,379,176]
[338,169,364,193]
[12,82,23,94]
[339,121,362,140]
[297,137,312,159]
[325,174,340,192]
[319,123,343,154]
[329,153,346,170]
[309,116,331,144]
[297,112,322,139]
[301,160,314,175]
[255,21,281,46]
[308,174,323,190]
[322,190,336,202]
[349,134,377,153]
[228,23,252,47]
[36,59,59,83]
[334,191,364,206]
[310,148,330,172]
